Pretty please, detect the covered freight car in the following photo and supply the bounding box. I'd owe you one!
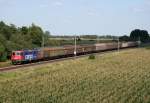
[94,43,121,51]
[121,42,138,48]
[41,47,66,59]
[63,45,95,55]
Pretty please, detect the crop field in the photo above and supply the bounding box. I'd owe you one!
[0,48,150,103]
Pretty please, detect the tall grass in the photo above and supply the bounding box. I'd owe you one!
[0,48,150,103]
[0,60,11,68]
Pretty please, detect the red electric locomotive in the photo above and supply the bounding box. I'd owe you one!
[11,50,24,64]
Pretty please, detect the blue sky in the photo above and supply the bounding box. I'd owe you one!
[0,0,150,36]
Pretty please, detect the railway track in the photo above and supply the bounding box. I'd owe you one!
[0,48,136,72]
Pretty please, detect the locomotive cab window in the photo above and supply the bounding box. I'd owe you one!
[15,52,23,56]
[16,52,20,55]
[12,52,15,55]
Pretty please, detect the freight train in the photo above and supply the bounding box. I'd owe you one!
[11,42,138,64]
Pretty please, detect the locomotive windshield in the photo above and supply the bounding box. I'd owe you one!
[12,52,23,56]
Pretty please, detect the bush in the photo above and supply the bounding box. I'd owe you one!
[146,46,150,49]
[0,52,7,62]
[88,54,95,60]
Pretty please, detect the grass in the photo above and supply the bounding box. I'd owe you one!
[0,60,11,68]
[0,48,150,103]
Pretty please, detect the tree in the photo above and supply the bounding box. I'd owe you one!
[20,26,28,35]
[45,31,51,36]
[0,33,6,61]
[0,21,52,61]
[119,35,130,41]
[43,31,51,46]
[130,29,150,43]
[28,23,44,46]
[140,30,150,42]
[0,43,5,53]
[0,33,6,44]
[9,24,17,34]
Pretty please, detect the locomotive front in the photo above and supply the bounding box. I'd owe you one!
[11,51,24,64]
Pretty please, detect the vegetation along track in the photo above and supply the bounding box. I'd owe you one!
[0,47,136,72]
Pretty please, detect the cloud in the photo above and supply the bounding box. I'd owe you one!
[63,19,71,24]
[0,0,6,3]
[39,4,48,8]
[62,16,73,24]
[145,0,150,6]
[0,0,14,8]
[133,8,144,13]
[53,1,63,7]
[132,0,150,13]
[87,11,95,16]
[87,9,98,16]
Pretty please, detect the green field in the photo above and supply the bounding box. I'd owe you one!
[0,48,150,103]
[48,38,115,46]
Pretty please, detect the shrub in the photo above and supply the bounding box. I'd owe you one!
[146,47,150,49]
[0,52,7,62]
[88,54,95,60]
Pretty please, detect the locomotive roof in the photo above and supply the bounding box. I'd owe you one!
[12,50,23,52]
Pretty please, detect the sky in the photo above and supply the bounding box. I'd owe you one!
[0,0,150,36]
